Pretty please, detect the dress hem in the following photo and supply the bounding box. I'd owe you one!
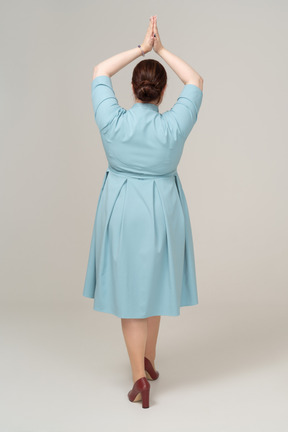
[82,295,198,319]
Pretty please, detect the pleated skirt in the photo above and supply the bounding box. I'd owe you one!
[83,166,199,318]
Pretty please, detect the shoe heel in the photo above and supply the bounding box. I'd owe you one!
[128,377,150,409]
[141,388,150,409]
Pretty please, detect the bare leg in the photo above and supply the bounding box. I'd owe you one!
[121,318,148,383]
[145,316,161,369]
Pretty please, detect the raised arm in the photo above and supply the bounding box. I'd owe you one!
[93,47,143,79]
[93,17,155,79]
[152,16,204,90]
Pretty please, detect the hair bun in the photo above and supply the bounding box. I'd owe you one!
[140,80,155,87]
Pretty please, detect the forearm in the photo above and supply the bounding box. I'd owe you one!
[93,46,143,77]
[158,47,203,86]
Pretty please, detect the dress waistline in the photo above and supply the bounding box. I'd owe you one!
[107,164,178,180]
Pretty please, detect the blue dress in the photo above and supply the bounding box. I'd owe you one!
[83,75,203,318]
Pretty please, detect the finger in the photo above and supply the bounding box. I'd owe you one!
[149,17,154,37]
[152,16,156,37]
[155,19,159,35]
[147,17,153,35]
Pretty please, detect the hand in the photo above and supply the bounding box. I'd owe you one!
[152,16,164,54]
[141,16,155,54]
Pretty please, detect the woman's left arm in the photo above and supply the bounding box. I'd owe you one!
[93,16,155,78]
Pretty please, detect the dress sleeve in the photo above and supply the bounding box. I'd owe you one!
[91,75,124,133]
[163,84,203,141]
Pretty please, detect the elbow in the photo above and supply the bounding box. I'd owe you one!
[185,75,204,91]
[195,75,204,91]
[198,76,204,85]
[92,66,100,80]
[199,76,204,91]
[93,65,110,79]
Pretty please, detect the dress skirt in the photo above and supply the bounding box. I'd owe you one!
[83,165,199,318]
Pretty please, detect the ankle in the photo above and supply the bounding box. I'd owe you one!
[145,353,156,363]
[133,372,146,383]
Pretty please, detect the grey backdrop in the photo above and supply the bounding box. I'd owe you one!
[1,1,287,431]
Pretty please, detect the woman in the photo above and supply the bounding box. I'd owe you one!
[83,15,204,408]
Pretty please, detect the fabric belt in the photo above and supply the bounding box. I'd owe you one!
[107,164,178,180]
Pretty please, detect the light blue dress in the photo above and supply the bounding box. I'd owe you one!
[83,75,203,318]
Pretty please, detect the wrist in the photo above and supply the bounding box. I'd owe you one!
[140,44,150,55]
[157,46,165,56]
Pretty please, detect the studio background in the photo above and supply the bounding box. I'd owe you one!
[1,1,287,431]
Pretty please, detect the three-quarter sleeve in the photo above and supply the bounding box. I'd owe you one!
[163,84,203,141]
[91,75,124,133]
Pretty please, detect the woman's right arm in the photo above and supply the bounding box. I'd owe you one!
[152,16,204,90]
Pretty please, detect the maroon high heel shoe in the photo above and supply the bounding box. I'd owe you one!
[128,377,150,408]
[144,356,160,381]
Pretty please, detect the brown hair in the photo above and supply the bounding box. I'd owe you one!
[132,59,167,104]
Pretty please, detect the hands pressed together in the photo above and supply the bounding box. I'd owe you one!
[141,15,164,55]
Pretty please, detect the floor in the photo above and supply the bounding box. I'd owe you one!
[1,300,287,432]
